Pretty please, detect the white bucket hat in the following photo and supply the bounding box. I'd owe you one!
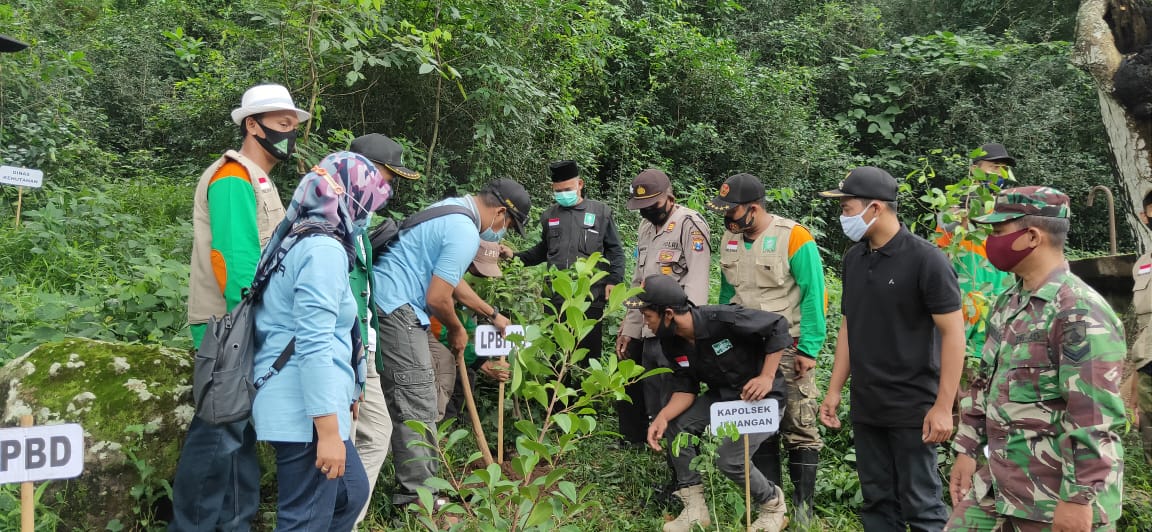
[231,84,311,125]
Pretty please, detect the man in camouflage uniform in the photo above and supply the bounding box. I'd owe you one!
[947,186,1126,532]
[1130,189,1152,464]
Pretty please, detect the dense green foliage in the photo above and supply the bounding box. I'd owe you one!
[1,0,1148,530]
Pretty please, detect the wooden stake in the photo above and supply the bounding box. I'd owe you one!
[14,186,23,227]
[20,414,33,532]
[744,434,751,531]
[457,351,494,466]
[497,356,506,464]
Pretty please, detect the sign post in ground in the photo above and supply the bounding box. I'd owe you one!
[474,325,525,464]
[710,398,781,530]
[0,418,84,531]
[0,166,45,227]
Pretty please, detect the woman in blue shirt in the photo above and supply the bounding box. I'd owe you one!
[251,151,391,531]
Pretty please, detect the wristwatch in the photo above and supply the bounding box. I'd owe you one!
[487,306,501,322]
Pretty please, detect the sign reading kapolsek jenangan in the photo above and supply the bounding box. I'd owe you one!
[0,423,84,484]
[709,398,782,435]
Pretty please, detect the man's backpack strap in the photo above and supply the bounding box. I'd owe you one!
[399,204,477,231]
[370,204,478,261]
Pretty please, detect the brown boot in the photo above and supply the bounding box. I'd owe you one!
[749,486,788,532]
[663,484,711,532]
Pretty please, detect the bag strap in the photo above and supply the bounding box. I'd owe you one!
[254,337,296,389]
[399,205,477,232]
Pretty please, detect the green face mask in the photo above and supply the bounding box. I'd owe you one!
[554,190,579,207]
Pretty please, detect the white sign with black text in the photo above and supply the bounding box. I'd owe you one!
[0,166,44,188]
[0,423,84,484]
[473,325,526,358]
[709,399,781,435]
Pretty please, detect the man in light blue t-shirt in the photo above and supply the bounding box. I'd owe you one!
[368,178,530,512]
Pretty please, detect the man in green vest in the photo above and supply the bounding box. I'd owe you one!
[709,173,826,523]
[347,133,422,526]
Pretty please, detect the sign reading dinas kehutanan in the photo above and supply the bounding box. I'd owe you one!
[0,166,44,189]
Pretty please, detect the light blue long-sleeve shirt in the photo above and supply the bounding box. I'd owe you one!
[252,236,358,443]
[372,196,481,325]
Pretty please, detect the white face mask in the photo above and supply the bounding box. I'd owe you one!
[839,203,877,242]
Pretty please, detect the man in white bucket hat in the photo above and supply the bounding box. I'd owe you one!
[170,83,310,532]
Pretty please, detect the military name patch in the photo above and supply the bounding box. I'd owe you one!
[713,339,733,356]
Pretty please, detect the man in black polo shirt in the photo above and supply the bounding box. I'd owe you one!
[637,274,792,532]
[818,167,965,532]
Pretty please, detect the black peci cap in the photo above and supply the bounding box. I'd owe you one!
[549,160,579,182]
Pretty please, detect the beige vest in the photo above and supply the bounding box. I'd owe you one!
[719,216,802,337]
[1131,252,1152,368]
[187,150,285,324]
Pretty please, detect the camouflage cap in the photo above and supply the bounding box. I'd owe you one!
[971,185,1070,224]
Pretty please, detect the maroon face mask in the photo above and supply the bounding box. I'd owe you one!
[985,228,1034,272]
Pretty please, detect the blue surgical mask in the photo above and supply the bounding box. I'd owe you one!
[555,190,579,207]
[839,203,877,242]
[480,211,507,242]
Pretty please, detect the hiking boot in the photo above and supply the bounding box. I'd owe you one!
[749,486,788,532]
[663,484,710,532]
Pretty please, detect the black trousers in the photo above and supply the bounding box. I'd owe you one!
[615,338,649,443]
[853,423,948,532]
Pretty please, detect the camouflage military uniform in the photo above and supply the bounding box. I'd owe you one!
[947,267,1125,530]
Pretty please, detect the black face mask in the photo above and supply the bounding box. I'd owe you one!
[640,201,671,226]
[253,119,297,161]
[654,310,677,337]
[724,205,756,235]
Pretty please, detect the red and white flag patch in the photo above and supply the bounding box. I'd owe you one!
[726,240,738,251]
[548,218,561,227]
[674,355,689,368]
[1140,263,1152,275]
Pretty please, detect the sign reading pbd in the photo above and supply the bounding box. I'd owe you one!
[474,325,526,358]
[709,399,781,436]
[0,424,84,484]
[0,166,45,188]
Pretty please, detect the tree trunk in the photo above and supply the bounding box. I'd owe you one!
[1074,0,1152,252]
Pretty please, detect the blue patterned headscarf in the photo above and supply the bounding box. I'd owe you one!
[255,151,391,279]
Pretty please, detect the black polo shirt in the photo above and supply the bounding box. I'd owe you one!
[659,305,792,401]
[841,226,960,428]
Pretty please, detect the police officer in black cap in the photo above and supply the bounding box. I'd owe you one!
[632,274,792,532]
[501,160,625,361]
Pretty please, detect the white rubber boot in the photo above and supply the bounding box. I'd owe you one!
[662,484,711,532]
[749,485,789,532]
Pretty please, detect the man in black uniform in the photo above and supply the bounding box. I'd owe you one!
[636,274,791,532]
[501,160,625,361]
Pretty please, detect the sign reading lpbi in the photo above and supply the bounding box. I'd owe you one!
[709,399,781,436]
[0,166,45,188]
[0,424,84,484]
[474,325,526,358]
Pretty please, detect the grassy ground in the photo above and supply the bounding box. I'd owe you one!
[343,365,1152,531]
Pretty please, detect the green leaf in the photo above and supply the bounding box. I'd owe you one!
[418,63,435,75]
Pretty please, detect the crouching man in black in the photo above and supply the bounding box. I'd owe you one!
[635,274,791,532]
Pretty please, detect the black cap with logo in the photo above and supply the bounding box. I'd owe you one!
[708,173,765,211]
[349,134,421,180]
[627,169,672,209]
[0,35,28,53]
[972,142,1016,167]
[819,166,898,202]
[624,274,691,310]
[483,178,532,235]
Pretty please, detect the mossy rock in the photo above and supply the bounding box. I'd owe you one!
[0,338,193,529]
